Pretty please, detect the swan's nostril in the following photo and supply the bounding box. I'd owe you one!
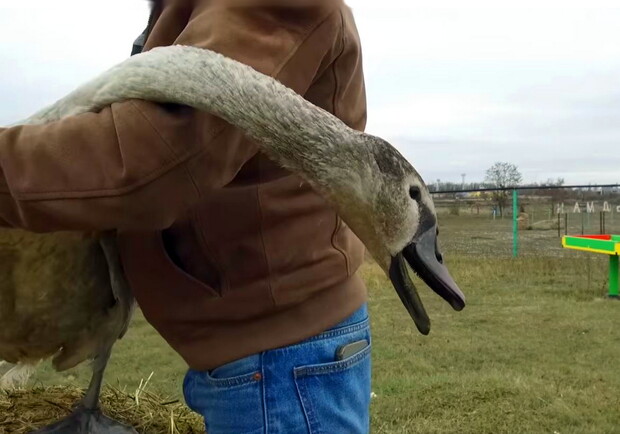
[436,252,444,263]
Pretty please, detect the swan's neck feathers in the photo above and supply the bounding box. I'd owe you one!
[25,46,368,201]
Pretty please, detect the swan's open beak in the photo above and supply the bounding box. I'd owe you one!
[388,225,466,335]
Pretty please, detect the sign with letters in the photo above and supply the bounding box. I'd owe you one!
[556,202,620,214]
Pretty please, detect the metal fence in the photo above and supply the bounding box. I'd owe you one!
[430,184,620,258]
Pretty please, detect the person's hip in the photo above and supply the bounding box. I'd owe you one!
[183,303,372,434]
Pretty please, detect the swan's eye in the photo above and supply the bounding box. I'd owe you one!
[409,186,421,201]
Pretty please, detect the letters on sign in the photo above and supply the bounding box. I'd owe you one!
[556,201,620,214]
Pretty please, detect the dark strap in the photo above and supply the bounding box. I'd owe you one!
[131,27,148,56]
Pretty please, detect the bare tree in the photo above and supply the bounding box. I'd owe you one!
[484,162,523,217]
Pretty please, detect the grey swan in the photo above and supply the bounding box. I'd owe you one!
[1,45,465,433]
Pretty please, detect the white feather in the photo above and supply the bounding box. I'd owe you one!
[0,363,37,389]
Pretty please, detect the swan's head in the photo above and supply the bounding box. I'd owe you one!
[329,134,466,334]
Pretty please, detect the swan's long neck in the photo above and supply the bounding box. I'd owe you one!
[25,46,370,201]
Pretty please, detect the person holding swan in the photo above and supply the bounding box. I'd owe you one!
[0,0,374,432]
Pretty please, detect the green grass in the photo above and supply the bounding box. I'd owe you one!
[364,256,620,433]
[24,217,620,433]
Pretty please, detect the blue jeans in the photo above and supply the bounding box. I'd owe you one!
[183,304,371,434]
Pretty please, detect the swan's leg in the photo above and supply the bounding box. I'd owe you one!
[81,345,112,411]
[31,232,137,434]
[98,232,135,340]
[31,344,137,434]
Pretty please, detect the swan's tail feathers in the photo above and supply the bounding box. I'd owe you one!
[0,363,37,389]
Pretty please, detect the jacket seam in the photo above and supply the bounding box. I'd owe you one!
[328,10,351,275]
[129,100,181,159]
[331,214,351,275]
[129,100,203,199]
[330,10,347,117]
[193,207,229,295]
[9,124,228,202]
[255,157,277,307]
[273,8,343,79]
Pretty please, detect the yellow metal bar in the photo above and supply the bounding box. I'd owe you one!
[562,245,616,256]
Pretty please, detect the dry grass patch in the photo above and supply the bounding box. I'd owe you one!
[0,385,203,434]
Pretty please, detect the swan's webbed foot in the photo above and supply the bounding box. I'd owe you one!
[31,405,137,433]
[31,340,137,433]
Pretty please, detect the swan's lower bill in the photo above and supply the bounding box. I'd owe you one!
[389,226,466,335]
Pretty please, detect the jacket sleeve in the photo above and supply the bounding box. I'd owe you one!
[0,5,343,232]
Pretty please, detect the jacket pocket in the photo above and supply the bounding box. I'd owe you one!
[294,343,371,434]
[331,216,365,276]
[162,228,224,296]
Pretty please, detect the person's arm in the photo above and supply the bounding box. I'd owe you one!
[0,4,343,232]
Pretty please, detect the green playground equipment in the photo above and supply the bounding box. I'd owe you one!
[562,234,620,298]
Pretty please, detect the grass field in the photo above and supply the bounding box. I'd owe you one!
[24,216,620,433]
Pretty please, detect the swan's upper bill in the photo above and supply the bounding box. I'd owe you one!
[26,45,466,334]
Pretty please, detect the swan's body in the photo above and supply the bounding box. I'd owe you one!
[0,232,128,373]
[1,45,464,432]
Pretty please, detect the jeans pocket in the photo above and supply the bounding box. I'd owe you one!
[207,354,261,382]
[294,343,371,434]
[183,366,264,434]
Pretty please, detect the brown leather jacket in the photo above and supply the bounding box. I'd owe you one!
[0,0,367,370]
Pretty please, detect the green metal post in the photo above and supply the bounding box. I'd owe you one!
[512,189,518,258]
[610,255,619,298]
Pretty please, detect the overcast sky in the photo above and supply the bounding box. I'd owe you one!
[1,0,618,185]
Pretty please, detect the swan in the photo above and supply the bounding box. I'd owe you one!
[2,45,465,433]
